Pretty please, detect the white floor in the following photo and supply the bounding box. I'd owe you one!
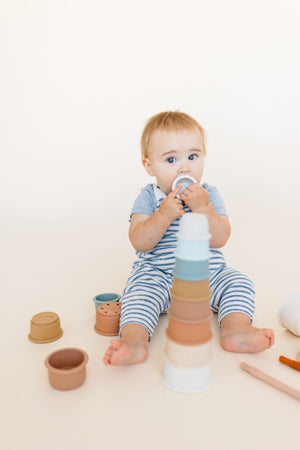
[1,211,300,450]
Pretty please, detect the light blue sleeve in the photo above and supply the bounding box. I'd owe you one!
[202,183,228,216]
[129,184,156,221]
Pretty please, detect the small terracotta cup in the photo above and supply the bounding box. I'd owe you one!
[45,348,88,391]
[171,278,211,300]
[165,336,213,368]
[169,295,211,321]
[94,301,121,336]
[166,311,212,346]
[28,312,63,343]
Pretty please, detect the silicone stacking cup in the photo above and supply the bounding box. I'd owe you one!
[92,293,121,311]
[45,348,88,391]
[161,358,213,393]
[165,336,213,368]
[166,311,213,346]
[94,302,121,336]
[28,312,63,344]
[171,278,211,300]
[169,294,211,321]
[172,174,197,198]
[173,258,209,281]
[177,213,211,242]
[175,239,210,261]
[278,292,300,336]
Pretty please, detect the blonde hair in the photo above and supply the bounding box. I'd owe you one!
[140,111,206,159]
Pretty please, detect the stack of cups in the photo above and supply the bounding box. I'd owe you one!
[161,213,213,393]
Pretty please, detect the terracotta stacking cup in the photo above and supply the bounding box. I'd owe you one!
[28,312,63,344]
[173,258,209,281]
[94,301,121,336]
[166,311,212,346]
[169,294,211,321]
[45,348,88,391]
[171,278,211,301]
[165,336,213,368]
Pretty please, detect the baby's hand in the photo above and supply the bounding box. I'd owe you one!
[180,183,209,212]
[159,185,185,224]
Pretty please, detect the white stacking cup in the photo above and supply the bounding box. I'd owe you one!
[161,358,213,393]
[278,292,300,336]
[177,213,211,242]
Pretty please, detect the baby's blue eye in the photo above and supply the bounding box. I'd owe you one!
[188,154,197,161]
[167,157,176,164]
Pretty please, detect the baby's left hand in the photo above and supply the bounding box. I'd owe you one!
[180,183,209,212]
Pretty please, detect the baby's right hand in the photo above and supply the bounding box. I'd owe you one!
[158,185,185,224]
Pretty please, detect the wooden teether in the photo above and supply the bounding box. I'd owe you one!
[240,362,300,401]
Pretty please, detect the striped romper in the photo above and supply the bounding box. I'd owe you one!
[119,183,255,338]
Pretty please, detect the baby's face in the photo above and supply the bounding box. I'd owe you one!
[143,127,205,194]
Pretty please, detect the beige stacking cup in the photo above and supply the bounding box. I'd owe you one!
[166,311,213,346]
[171,278,211,300]
[28,312,63,344]
[165,336,213,368]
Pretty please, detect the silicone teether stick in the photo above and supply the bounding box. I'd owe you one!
[240,362,300,401]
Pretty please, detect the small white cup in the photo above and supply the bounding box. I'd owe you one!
[172,174,197,198]
[278,292,300,336]
[177,213,211,241]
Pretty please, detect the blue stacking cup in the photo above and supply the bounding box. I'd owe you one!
[173,258,209,281]
[92,293,121,311]
[175,240,210,261]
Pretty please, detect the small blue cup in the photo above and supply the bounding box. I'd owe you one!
[173,258,209,281]
[92,293,121,310]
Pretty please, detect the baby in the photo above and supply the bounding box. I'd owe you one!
[103,111,274,365]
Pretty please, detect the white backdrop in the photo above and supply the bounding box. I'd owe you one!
[1,0,300,309]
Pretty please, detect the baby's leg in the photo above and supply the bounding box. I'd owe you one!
[103,323,149,365]
[210,266,274,353]
[103,269,170,365]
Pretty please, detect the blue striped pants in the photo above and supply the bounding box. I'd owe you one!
[119,265,255,339]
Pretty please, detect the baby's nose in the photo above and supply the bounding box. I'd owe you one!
[178,164,190,174]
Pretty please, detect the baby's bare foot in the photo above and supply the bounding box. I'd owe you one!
[221,327,275,353]
[103,339,148,365]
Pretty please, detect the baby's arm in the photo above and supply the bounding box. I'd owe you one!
[129,185,184,252]
[180,184,231,248]
[198,206,231,248]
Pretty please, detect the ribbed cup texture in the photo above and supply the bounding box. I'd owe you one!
[162,213,213,393]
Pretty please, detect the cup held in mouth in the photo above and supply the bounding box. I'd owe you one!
[172,174,197,198]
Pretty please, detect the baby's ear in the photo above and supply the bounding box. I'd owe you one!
[142,158,154,176]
